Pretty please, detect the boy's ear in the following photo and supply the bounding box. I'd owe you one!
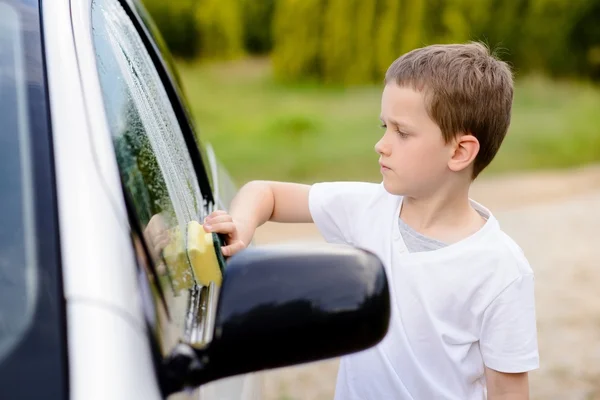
[448,134,479,173]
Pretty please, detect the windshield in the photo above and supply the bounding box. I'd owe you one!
[0,1,38,364]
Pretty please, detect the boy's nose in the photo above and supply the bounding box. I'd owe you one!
[374,136,390,156]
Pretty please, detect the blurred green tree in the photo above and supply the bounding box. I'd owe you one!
[346,0,378,84]
[196,0,244,59]
[399,0,425,54]
[569,1,600,79]
[242,0,275,54]
[272,0,326,82]
[373,0,402,79]
[142,0,199,59]
[141,0,600,82]
[321,0,356,83]
[519,0,600,77]
[141,0,244,60]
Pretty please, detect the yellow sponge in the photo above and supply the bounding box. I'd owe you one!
[186,220,223,287]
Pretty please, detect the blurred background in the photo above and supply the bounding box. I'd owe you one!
[141,0,600,184]
[141,1,600,399]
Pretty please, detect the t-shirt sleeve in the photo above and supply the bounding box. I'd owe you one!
[308,181,377,245]
[480,273,540,373]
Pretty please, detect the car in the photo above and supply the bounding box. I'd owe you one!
[0,0,391,399]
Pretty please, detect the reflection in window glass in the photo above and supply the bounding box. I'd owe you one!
[0,2,38,363]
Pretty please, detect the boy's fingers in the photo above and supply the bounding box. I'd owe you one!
[205,222,236,234]
[221,241,245,257]
[204,214,233,225]
[206,210,227,220]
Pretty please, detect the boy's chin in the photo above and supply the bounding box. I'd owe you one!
[382,180,409,196]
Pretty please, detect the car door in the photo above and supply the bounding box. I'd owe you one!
[88,0,259,398]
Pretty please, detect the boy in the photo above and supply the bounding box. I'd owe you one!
[203,42,539,399]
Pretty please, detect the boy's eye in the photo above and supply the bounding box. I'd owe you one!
[380,123,408,137]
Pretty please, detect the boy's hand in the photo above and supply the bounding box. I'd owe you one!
[203,210,253,257]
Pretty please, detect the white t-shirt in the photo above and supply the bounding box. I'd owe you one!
[308,182,539,400]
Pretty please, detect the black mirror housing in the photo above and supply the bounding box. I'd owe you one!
[162,244,390,394]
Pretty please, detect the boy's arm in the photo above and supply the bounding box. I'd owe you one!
[206,180,373,255]
[480,272,538,400]
[229,180,312,226]
[485,368,529,400]
[205,180,312,255]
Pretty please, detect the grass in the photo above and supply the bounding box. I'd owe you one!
[175,58,600,184]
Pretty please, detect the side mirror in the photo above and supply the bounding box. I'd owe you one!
[161,244,390,395]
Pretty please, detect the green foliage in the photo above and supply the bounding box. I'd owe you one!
[242,0,275,54]
[271,0,429,82]
[399,0,425,54]
[520,0,597,77]
[271,0,326,82]
[141,0,245,60]
[373,0,402,78]
[321,0,356,83]
[142,0,199,59]
[271,0,427,83]
[196,0,244,60]
[142,0,600,82]
[569,2,600,80]
[347,0,378,83]
[271,0,600,83]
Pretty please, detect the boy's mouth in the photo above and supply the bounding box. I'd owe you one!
[379,161,391,171]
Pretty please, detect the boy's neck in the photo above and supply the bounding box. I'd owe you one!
[399,179,486,244]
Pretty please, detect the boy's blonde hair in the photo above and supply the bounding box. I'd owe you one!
[385,42,513,178]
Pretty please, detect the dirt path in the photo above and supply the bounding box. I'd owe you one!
[252,164,600,400]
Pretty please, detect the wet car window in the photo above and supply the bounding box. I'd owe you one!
[0,2,38,364]
[91,0,217,348]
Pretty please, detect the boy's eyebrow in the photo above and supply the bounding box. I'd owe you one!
[380,116,415,130]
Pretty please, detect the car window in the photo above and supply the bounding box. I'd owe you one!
[0,1,38,365]
[91,0,219,350]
